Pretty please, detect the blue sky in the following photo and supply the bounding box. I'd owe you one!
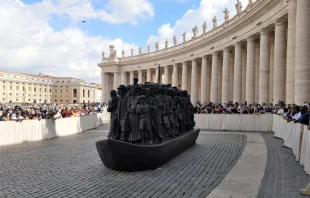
[22,0,201,47]
[0,0,249,84]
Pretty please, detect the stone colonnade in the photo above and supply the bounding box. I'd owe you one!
[101,0,310,105]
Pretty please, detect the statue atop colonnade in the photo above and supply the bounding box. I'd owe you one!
[236,0,243,15]
[212,16,217,29]
[223,8,230,22]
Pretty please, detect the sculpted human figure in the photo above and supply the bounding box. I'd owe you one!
[236,0,243,14]
[223,8,230,22]
[249,0,254,5]
[212,16,217,29]
[101,50,105,61]
[165,39,168,49]
[126,86,142,143]
[107,90,118,139]
[182,32,187,43]
[149,86,164,142]
[131,48,134,56]
[155,42,159,51]
[202,21,207,34]
[192,25,198,38]
[136,95,153,144]
[139,47,142,55]
[122,49,125,57]
[116,85,128,141]
[109,44,117,57]
[148,44,150,53]
[173,35,177,45]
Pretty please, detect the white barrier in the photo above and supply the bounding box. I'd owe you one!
[0,112,110,146]
[194,114,273,131]
[195,114,308,173]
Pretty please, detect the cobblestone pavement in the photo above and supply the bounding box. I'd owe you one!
[257,132,310,198]
[0,133,246,198]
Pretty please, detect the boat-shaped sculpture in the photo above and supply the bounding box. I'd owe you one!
[96,129,200,172]
[96,80,199,172]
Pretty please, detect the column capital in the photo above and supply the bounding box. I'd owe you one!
[260,29,270,35]
[275,18,287,26]
[234,42,243,47]
[223,47,230,52]
[212,52,219,56]
[247,36,256,42]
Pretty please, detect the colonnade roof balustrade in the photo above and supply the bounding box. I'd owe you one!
[98,0,283,70]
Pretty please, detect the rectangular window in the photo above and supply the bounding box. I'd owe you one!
[39,88,41,92]
[2,85,5,89]
[60,89,62,93]
[10,85,12,91]
[88,90,90,98]
[28,87,31,91]
[49,89,51,93]
[73,89,77,97]
[45,88,46,93]
[34,87,36,92]
[66,89,68,93]
[16,99,18,101]
[55,89,57,93]
[83,89,85,97]
[16,86,18,91]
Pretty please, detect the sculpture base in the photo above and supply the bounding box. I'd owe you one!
[96,129,200,172]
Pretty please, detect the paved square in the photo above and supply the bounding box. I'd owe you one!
[0,132,246,198]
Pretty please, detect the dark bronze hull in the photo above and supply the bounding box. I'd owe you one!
[96,129,200,172]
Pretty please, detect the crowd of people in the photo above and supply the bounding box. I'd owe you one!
[0,102,107,122]
[107,78,195,144]
[194,100,310,127]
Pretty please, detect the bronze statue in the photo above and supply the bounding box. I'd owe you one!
[106,78,196,145]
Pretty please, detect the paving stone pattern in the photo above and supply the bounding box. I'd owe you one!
[258,132,310,198]
[0,133,245,198]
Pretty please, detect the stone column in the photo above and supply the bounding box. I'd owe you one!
[191,59,198,104]
[217,58,223,103]
[222,48,230,103]
[130,71,134,85]
[246,37,255,104]
[229,54,234,102]
[274,20,287,104]
[210,53,218,103]
[241,47,247,103]
[255,42,260,103]
[201,56,208,103]
[295,0,310,105]
[101,72,106,103]
[269,37,275,104]
[138,70,143,83]
[285,0,296,104]
[120,71,126,85]
[259,31,270,104]
[182,62,188,90]
[155,67,159,83]
[207,59,212,102]
[113,72,119,90]
[172,64,178,87]
[234,43,242,103]
[164,65,169,84]
[147,69,151,82]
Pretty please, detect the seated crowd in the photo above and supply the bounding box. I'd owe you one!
[194,100,310,126]
[0,102,107,122]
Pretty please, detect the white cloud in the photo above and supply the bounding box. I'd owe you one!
[0,0,140,83]
[147,0,249,50]
[29,0,154,24]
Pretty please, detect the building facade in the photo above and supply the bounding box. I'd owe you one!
[98,0,310,106]
[0,71,100,104]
